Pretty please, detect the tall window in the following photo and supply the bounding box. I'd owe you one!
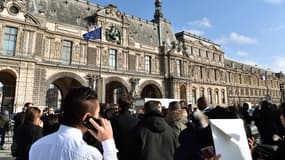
[221,89,225,104]
[208,88,212,104]
[144,55,151,73]
[214,69,217,81]
[228,72,231,83]
[192,87,197,104]
[249,76,252,85]
[176,60,182,77]
[200,87,205,97]
[3,26,18,56]
[109,49,117,69]
[215,89,219,104]
[199,66,203,79]
[61,40,72,64]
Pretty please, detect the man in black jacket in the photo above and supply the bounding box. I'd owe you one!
[111,94,139,160]
[131,101,178,160]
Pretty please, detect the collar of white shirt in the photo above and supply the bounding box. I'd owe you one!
[58,124,83,139]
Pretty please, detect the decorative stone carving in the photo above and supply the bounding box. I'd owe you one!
[54,41,61,59]
[97,4,123,21]
[105,26,121,44]
[72,44,80,63]
[129,78,140,98]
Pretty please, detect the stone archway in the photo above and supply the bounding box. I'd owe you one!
[45,72,87,109]
[105,81,128,104]
[138,80,163,99]
[0,69,17,112]
[139,80,163,99]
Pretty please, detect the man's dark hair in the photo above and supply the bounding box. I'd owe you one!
[62,87,98,127]
[43,114,59,136]
[118,94,132,111]
[243,103,249,110]
[197,96,207,110]
[197,97,206,104]
[24,102,33,108]
[168,101,181,111]
[144,101,161,114]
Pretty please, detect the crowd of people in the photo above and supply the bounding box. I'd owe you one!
[1,86,285,160]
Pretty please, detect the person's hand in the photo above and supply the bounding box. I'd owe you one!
[248,137,255,153]
[208,154,221,160]
[88,117,113,142]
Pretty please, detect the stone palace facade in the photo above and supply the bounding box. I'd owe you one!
[0,0,284,112]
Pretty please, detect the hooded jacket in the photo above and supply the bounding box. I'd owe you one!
[131,111,179,160]
[166,109,188,137]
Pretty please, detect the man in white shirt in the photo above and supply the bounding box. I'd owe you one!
[29,87,118,160]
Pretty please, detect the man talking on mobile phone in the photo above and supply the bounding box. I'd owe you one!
[29,87,118,160]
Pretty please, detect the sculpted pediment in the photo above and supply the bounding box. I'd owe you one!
[96,4,123,21]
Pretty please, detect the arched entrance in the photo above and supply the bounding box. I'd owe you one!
[141,84,162,98]
[105,81,128,104]
[0,70,16,112]
[46,77,83,109]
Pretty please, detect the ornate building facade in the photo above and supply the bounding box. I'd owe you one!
[0,0,284,112]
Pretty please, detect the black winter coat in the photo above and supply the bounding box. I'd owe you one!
[270,139,285,160]
[15,122,43,160]
[111,110,139,160]
[175,125,214,160]
[131,111,179,160]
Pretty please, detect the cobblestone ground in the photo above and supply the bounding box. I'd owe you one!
[0,131,14,160]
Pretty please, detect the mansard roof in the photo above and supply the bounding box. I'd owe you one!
[224,58,275,75]
[25,0,176,47]
[26,0,101,27]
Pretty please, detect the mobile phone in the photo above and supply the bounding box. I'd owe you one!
[82,115,101,132]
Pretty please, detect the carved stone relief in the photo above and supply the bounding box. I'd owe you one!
[103,50,108,66]
[54,41,61,59]
[118,51,123,67]
[72,44,80,63]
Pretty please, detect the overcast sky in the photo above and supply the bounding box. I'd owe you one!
[91,0,285,73]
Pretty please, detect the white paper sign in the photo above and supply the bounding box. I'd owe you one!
[210,119,252,160]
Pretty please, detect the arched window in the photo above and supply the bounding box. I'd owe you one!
[200,87,205,97]
[192,87,197,104]
[221,89,225,104]
[207,88,212,104]
[215,89,219,105]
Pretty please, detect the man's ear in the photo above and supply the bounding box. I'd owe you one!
[82,112,90,122]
